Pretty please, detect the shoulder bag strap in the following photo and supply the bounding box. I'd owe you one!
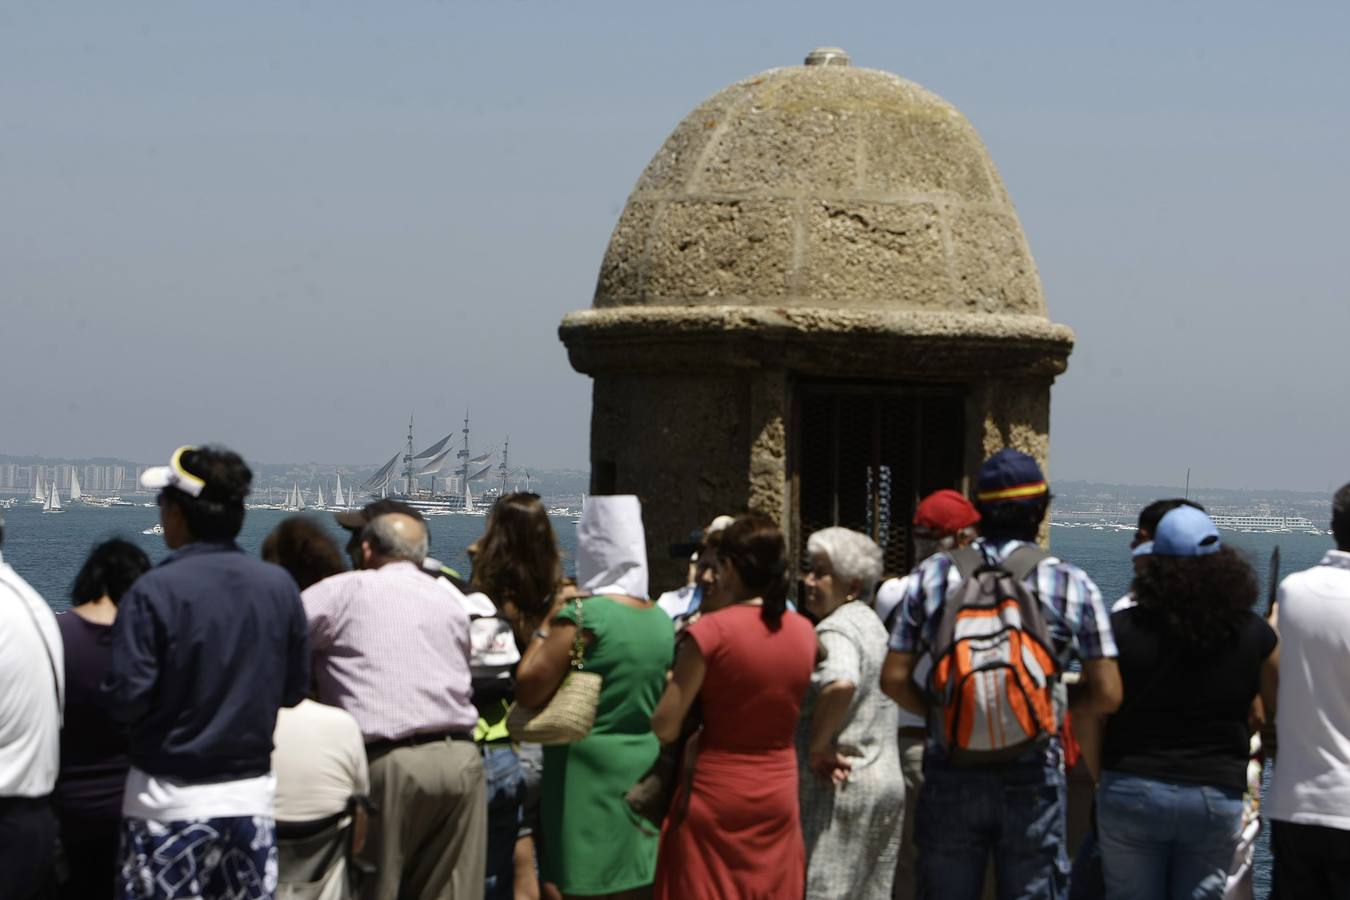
[0,579,63,712]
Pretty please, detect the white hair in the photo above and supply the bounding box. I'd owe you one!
[806,527,884,598]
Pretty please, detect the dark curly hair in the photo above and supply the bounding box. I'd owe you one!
[470,492,563,621]
[261,516,347,590]
[1130,546,1258,652]
[717,514,790,631]
[71,539,152,605]
[158,446,251,541]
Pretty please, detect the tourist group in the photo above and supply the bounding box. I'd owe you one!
[2,443,1348,900]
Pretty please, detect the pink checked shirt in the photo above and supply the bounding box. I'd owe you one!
[301,561,477,742]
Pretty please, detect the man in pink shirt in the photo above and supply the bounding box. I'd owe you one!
[302,512,486,900]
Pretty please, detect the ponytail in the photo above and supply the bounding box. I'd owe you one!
[718,514,790,632]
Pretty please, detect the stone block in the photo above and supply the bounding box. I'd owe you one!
[947,209,1045,315]
[696,105,861,194]
[859,108,998,201]
[641,199,796,302]
[802,201,950,308]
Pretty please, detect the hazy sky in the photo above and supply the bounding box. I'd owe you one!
[3,1,1347,492]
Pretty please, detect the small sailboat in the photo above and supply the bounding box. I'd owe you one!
[69,469,82,503]
[43,481,64,514]
[30,478,46,504]
[314,483,327,511]
[333,475,346,509]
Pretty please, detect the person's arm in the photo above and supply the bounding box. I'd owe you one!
[880,651,927,716]
[1068,658,1123,716]
[100,588,161,723]
[808,681,857,785]
[1259,641,1280,723]
[513,598,580,708]
[651,637,706,744]
[1071,713,1105,784]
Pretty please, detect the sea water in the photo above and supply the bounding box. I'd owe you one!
[4,501,1332,894]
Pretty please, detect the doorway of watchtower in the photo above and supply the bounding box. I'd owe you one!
[790,382,966,581]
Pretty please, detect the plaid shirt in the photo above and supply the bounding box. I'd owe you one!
[888,537,1117,663]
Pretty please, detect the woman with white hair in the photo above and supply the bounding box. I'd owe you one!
[514,495,675,899]
[798,526,903,900]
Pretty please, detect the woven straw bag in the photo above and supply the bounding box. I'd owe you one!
[507,598,602,745]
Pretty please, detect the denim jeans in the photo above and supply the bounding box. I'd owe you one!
[1096,771,1243,900]
[483,744,523,900]
[915,758,1069,900]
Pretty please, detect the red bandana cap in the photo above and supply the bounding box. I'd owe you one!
[913,489,981,534]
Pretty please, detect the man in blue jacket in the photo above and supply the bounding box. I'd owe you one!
[103,445,309,900]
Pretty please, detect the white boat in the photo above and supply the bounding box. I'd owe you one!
[142,523,164,536]
[69,470,82,503]
[333,475,346,509]
[313,483,327,511]
[29,479,45,505]
[43,482,63,514]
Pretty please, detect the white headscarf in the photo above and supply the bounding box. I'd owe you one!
[576,495,649,600]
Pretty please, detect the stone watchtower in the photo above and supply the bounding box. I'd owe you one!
[560,48,1074,588]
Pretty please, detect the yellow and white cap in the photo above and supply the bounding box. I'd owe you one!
[139,446,207,498]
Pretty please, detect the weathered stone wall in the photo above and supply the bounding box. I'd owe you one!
[565,51,1075,573]
[595,64,1044,318]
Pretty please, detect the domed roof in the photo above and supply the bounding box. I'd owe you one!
[594,50,1046,318]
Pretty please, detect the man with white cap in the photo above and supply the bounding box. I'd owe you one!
[104,445,310,899]
[0,511,65,899]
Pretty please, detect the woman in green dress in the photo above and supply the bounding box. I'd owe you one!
[515,495,674,899]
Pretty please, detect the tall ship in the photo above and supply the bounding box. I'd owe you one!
[359,414,511,515]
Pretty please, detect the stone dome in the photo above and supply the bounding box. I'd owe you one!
[594,50,1046,317]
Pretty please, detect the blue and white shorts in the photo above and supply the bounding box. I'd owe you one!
[118,815,278,900]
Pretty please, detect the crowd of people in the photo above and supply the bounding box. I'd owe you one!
[1,441,1348,900]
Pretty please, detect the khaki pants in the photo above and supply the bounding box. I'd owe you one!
[365,739,487,900]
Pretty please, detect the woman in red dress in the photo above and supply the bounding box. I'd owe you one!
[651,515,819,899]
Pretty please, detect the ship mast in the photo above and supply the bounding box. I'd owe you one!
[498,436,510,497]
[402,415,416,496]
[457,410,471,506]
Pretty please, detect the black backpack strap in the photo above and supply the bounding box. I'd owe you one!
[1000,545,1050,584]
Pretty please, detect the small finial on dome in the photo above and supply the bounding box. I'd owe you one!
[804,47,850,67]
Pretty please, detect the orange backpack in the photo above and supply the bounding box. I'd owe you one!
[927,545,1061,765]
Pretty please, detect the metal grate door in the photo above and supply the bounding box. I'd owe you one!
[794,383,966,577]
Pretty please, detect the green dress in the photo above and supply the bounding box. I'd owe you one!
[540,596,675,894]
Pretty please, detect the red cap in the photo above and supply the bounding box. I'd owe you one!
[913,489,981,534]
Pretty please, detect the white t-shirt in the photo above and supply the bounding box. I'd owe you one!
[122,769,276,821]
[0,555,63,797]
[875,575,928,731]
[1268,550,1350,830]
[272,699,369,823]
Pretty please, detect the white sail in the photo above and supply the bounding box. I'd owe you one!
[362,453,401,492]
[48,482,62,511]
[415,448,457,477]
[317,483,326,508]
[294,483,305,510]
[414,432,456,461]
[35,479,45,502]
[464,481,473,509]
[333,476,345,508]
[70,469,82,502]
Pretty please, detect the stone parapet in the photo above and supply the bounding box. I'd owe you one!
[561,306,1074,378]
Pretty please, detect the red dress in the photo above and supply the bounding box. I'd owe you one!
[654,605,818,900]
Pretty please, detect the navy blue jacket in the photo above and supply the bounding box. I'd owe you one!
[102,540,309,780]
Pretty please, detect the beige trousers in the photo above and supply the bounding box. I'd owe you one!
[364,739,487,900]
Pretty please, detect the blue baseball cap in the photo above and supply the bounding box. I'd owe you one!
[1149,506,1221,557]
[975,449,1049,506]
